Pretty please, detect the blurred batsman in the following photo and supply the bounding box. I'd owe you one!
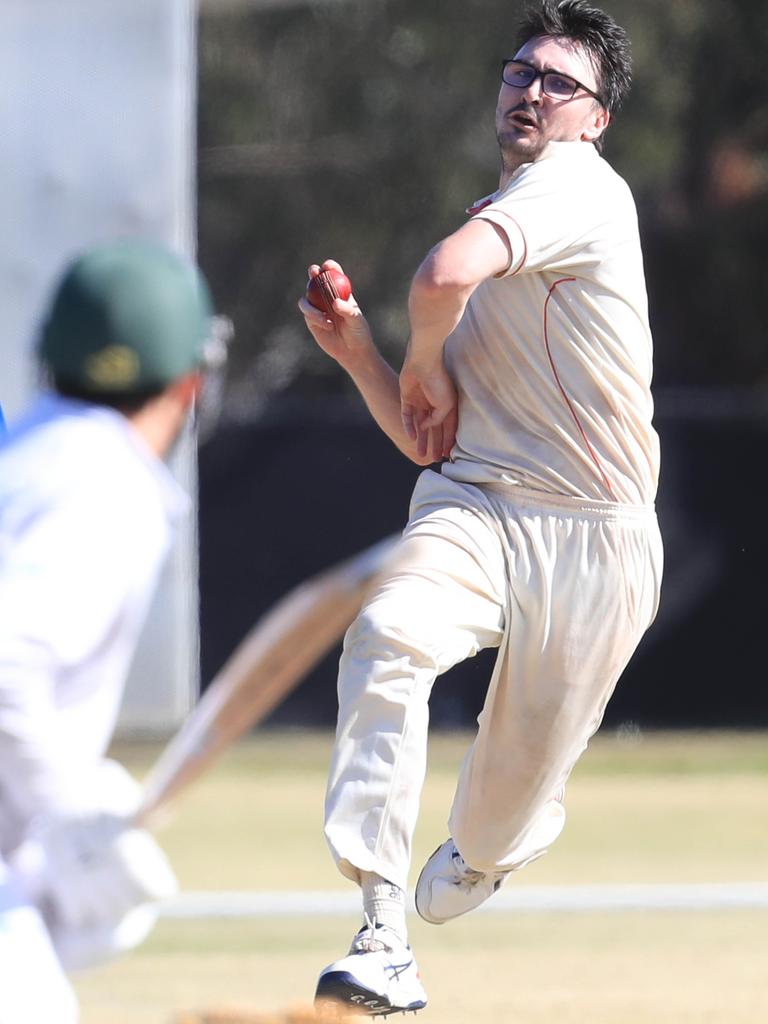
[0,239,227,1023]
[300,0,664,1016]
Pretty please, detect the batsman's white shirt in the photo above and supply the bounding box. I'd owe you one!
[0,395,188,856]
[444,140,659,507]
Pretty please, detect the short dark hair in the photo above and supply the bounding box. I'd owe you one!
[51,376,164,414]
[515,0,632,118]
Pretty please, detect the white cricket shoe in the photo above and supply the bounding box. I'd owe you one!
[314,917,427,1017]
[415,838,508,924]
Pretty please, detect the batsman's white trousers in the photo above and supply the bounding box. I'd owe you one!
[324,470,663,890]
[0,863,79,1024]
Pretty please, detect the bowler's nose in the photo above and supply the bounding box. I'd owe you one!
[521,76,544,103]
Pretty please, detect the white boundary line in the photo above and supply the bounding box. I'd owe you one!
[161,883,768,918]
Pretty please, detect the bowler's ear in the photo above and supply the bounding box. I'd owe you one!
[581,106,610,144]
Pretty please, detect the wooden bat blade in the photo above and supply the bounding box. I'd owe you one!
[136,535,398,826]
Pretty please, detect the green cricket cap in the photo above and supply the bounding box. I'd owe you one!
[39,239,214,394]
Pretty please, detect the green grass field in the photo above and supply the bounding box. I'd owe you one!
[74,729,768,1023]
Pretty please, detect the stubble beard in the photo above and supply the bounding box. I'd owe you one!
[497,128,547,175]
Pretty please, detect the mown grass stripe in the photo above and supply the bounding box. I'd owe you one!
[160,882,768,918]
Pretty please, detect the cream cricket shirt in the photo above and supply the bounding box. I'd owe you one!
[443,141,659,506]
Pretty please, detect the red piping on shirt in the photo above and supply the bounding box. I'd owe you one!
[542,277,618,502]
[466,197,493,216]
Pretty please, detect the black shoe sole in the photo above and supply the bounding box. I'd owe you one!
[315,970,427,1017]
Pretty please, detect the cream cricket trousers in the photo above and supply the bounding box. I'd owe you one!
[324,470,663,891]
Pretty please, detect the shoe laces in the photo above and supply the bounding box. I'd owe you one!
[352,913,394,954]
[452,848,489,889]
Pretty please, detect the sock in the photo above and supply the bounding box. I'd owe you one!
[360,871,408,941]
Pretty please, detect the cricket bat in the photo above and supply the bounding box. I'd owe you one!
[136,534,399,827]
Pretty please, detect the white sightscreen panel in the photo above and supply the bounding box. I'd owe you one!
[0,0,199,735]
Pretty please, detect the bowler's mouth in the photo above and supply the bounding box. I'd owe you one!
[507,107,539,131]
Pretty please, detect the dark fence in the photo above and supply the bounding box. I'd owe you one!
[199,396,768,730]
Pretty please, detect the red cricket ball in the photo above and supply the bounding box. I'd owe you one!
[306,268,352,315]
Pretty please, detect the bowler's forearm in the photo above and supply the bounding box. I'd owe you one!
[343,346,434,465]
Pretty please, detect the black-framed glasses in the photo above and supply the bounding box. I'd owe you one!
[500,59,604,105]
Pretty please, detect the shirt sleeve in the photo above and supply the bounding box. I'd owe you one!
[474,155,613,277]
[0,486,169,829]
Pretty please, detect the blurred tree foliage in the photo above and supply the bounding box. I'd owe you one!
[197,0,768,421]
